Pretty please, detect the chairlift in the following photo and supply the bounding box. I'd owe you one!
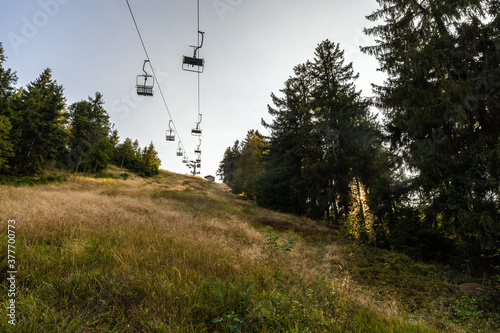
[136,60,154,96]
[182,31,205,73]
[182,154,189,163]
[194,139,202,154]
[191,114,202,136]
[176,142,183,156]
[165,120,175,141]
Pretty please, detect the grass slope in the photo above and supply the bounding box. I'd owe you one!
[0,166,498,332]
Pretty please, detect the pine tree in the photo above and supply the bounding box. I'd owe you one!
[10,68,67,175]
[233,130,267,199]
[217,140,241,190]
[67,92,112,173]
[259,63,315,215]
[115,138,136,170]
[0,115,13,171]
[363,0,500,255]
[260,40,381,222]
[0,43,17,172]
[140,141,161,176]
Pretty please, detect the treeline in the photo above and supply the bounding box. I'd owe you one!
[219,0,500,271]
[0,43,160,177]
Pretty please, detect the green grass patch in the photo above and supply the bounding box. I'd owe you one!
[0,174,67,186]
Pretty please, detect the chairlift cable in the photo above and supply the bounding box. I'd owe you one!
[125,0,188,156]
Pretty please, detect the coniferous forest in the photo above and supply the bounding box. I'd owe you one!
[0,43,161,180]
[218,1,500,273]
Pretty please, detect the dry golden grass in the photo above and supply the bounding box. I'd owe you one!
[0,168,477,332]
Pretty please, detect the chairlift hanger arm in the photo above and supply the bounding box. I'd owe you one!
[189,31,205,58]
[142,60,151,75]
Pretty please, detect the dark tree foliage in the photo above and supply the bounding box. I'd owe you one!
[9,68,68,175]
[113,138,161,177]
[67,92,113,174]
[0,43,16,171]
[363,0,500,256]
[218,131,267,199]
[258,64,314,215]
[217,140,242,190]
[259,40,382,222]
[140,141,161,177]
[233,130,267,199]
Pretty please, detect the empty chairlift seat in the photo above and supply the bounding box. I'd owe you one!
[182,56,205,73]
[194,139,202,154]
[191,114,202,136]
[182,31,205,73]
[165,120,175,141]
[177,142,183,156]
[136,60,154,96]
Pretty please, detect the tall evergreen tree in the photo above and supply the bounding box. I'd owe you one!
[10,68,67,175]
[308,40,376,222]
[67,92,112,173]
[260,40,381,222]
[233,130,267,199]
[217,140,241,189]
[363,0,500,254]
[0,43,17,172]
[140,141,161,176]
[259,64,314,214]
[114,138,136,170]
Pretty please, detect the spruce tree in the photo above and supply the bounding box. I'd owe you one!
[260,40,381,222]
[217,140,242,190]
[363,0,500,254]
[259,64,315,214]
[10,68,67,175]
[67,92,112,173]
[140,141,161,176]
[0,43,16,172]
[233,130,267,199]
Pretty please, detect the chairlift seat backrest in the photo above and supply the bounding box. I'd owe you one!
[136,60,154,96]
[182,56,205,73]
[136,75,154,96]
[183,56,204,67]
[166,129,175,141]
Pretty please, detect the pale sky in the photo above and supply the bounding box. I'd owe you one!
[1,0,385,178]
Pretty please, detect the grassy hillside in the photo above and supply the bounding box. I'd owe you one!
[0,167,498,332]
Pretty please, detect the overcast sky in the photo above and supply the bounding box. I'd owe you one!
[1,0,385,179]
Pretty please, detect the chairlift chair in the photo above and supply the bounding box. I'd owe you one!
[182,31,205,73]
[182,154,189,163]
[194,139,202,154]
[165,120,175,141]
[136,60,154,96]
[191,114,202,136]
[176,142,183,156]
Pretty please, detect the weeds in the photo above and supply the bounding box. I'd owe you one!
[451,294,485,332]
